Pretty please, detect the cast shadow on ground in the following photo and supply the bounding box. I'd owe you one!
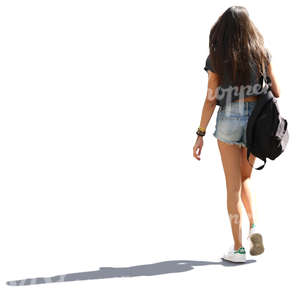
[7,258,256,286]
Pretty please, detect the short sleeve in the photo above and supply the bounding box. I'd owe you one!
[204,54,216,73]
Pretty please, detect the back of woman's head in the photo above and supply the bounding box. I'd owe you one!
[209,6,270,87]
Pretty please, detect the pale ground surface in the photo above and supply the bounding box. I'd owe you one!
[1,0,299,290]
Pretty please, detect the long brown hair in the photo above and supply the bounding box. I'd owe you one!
[209,6,270,88]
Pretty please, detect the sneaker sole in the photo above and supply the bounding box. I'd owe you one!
[222,256,246,263]
[250,233,264,256]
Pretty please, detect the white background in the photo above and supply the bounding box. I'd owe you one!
[0,0,299,290]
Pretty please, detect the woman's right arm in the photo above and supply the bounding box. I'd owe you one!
[267,62,280,97]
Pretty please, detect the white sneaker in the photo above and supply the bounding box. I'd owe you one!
[222,245,247,263]
[247,223,264,256]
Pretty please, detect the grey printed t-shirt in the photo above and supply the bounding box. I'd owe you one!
[204,52,271,107]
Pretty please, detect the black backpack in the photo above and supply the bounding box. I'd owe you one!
[246,70,289,170]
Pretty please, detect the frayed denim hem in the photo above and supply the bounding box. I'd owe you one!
[213,131,246,148]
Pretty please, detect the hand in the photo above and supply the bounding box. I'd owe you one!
[193,136,204,161]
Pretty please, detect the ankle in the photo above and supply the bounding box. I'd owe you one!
[234,244,243,251]
[250,222,255,229]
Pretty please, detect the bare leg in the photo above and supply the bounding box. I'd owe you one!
[240,147,256,228]
[217,139,243,250]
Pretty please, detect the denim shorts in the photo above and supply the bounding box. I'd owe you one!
[213,101,257,148]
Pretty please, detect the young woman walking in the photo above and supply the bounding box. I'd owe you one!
[193,6,280,263]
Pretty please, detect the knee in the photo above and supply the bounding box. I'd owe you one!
[226,184,241,204]
[226,183,241,195]
[227,197,240,207]
[241,175,251,182]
